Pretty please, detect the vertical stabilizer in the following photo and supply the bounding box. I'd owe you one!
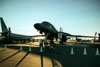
[94,32,97,42]
[98,33,100,42]
[60,27,63,32]
[0,17,8,33]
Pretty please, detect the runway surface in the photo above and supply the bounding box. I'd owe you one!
[0,44,100,67]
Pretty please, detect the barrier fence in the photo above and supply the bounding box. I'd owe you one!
[1,44,100,56]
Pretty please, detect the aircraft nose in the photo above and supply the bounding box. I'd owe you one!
[34,23,41,30]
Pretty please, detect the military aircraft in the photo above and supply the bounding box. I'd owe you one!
[34,21,99,43]
[0,17,33,43]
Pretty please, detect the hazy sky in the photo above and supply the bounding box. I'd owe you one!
[0,0,100,36]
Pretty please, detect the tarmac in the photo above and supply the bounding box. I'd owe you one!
[0,43,100,67]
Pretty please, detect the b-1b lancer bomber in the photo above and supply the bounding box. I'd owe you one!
[34,21,100,43]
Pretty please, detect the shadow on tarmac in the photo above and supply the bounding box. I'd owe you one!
[0,45,57,67]
[0,51,20,63]
[15,52,30,67]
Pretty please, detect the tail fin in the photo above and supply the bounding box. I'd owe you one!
[0,17,8,33]
[59,27,63,32]
[98,33,100,42]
